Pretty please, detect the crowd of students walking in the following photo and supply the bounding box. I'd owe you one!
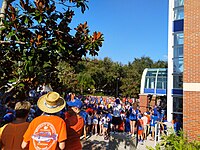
[0,91,182,149]
[78,96,170,144]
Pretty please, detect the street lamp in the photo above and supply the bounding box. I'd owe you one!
[116,77,119,98]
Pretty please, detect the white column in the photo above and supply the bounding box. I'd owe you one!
[167,0,174,122]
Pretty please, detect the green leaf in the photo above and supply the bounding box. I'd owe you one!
[18,83,25,87]
[7,31,15,38]
[0,27,6,31]
[24,17,29,24]
[38,15,43,23]
[8,79,17,83]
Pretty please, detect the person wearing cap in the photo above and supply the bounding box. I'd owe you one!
[0,101,31,150]
[64,98,84,150]
[21,91,67,150]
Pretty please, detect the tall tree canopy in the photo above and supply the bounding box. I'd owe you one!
[56,56,167,98]
[0,0,103,101]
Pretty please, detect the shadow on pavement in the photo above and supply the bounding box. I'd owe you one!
[82,139,108,150]
[109,133,137,150]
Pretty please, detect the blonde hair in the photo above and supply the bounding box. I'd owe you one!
[15,101,31,111]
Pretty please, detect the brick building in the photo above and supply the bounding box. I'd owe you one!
[168,0,200,140]
[183,0,200,140]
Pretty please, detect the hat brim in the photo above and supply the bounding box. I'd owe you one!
[67,101,82,109]
[37,94,66,114]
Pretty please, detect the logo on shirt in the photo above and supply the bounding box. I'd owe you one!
[32,122,58,150]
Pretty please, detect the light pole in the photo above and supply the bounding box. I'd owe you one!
[116,77,119,98]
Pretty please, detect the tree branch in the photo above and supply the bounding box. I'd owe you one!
[0,40,26,44]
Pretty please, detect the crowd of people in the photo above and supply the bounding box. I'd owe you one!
[0,91,182,149]
[78,95,169,144]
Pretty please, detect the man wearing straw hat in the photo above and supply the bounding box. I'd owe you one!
[21,91,67,150]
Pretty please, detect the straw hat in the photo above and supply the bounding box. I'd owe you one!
[37,91,66,113]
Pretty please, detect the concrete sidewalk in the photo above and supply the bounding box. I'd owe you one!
[81,133,158,150]
[136,135,156,150]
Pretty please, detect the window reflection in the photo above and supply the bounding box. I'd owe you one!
[174,0,184,7]
[173,58,183,73]
[173,75,183,88]
[145,77,155,89]
[174,7,184,20]
[174,32,184,45]
[173,97,183,112]
[174,45,183,58]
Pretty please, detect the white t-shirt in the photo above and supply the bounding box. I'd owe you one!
[141,116,148,126]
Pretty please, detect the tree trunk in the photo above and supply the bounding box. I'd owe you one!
[0,0,8,35]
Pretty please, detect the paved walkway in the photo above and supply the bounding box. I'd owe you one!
[81,133,157,150]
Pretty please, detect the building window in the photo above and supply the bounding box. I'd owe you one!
[173,75,183,88]
[173,97,183,113]
[157,77,167,89]
[174,0,184,7]
[173,57,183,73]
[174,45,183,58]
[174,7,184,20]
[145,77,155,89]
[174,32,184,45]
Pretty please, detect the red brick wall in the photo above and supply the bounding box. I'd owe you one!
[183,0,200,141]
[139,94,148,113]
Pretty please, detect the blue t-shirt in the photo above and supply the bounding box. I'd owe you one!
[174,121,182,133]
[79,110,88,125]
[150,115,158,126]
[129,107,137,120]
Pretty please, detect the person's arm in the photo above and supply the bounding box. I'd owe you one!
[21,141,28,149]
[59,141,65,150]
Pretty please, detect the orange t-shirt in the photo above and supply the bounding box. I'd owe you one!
[65,112,84,150]
[23,115,67,150]
[0,122,29,150]
[146,115,151,124]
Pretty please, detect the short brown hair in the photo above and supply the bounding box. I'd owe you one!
[15,101,31,118]
[15,101,31,111]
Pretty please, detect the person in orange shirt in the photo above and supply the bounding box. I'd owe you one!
[0,101,31,150]
[21,91,67,150]
[65,99,84,150]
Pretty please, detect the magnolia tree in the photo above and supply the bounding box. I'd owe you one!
[0,0,103,101]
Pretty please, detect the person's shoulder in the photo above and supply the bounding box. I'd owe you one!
[0,123,8,132]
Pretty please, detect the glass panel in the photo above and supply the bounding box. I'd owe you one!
[174,33,184,45]
[157,71,167,77]
[173,75,183,88]
[145,77,155,89]
[174,7,184,20]
[174,45,183,58]
[157,77,167,89]
[173,97,183,112]
[146,71,157,77]
[173,58,183,73]
[174,0,184,7]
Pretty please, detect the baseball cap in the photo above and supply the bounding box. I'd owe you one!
[67,99,83,109]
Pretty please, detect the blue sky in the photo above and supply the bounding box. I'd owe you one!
[70,0,169,64]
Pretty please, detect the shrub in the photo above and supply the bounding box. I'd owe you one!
[147,129,200,150]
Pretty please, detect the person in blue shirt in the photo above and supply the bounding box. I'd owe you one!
[79,109,88,139]
[106,109,112,134]
[174,116,182,135]
[150,112,158,140]
[125,110,131,135]
[128,104,137,137]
